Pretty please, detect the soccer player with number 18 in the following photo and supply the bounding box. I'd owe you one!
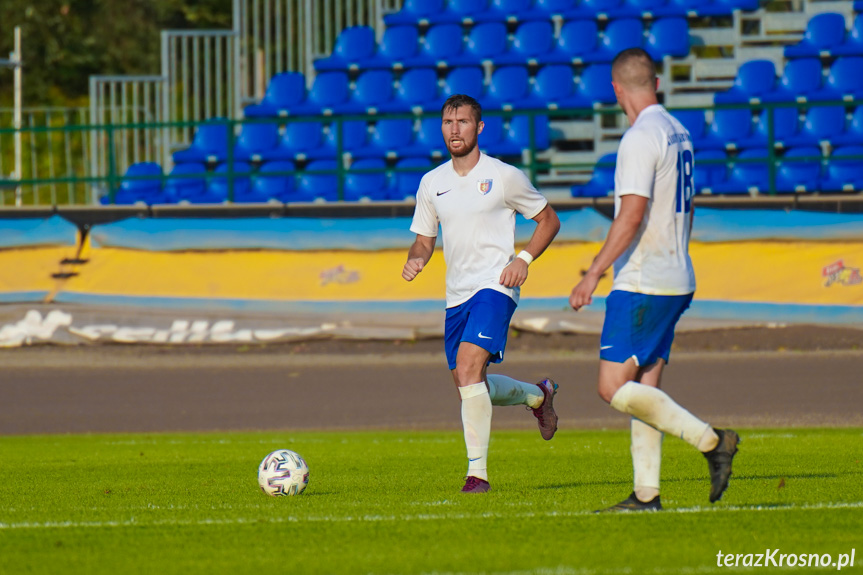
[569,47,740,512]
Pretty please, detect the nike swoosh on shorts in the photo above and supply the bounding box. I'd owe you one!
[600,345,613,350]
[478,333,492,339]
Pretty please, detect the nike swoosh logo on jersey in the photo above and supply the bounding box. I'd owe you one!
[436,189,452,196]
[478,333,492,340]
[600,345,613,350]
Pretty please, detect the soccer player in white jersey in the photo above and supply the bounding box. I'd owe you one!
[403,94,562,493]
[569,48,739,511]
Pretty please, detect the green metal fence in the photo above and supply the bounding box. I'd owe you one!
[1,99,861,206]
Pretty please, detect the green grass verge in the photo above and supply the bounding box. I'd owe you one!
[1,429,861,574]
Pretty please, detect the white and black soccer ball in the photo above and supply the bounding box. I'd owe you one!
[257,449,310,497]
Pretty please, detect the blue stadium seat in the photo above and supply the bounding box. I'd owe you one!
[783,105,847,148]
[670,108,719,151]
[831,106,863,146]
[775,147,822,193]
[571,153,616,197]
[609,0,682,18]
[405,24,464,68]
[314,26,376,72]
[297,160,340,202]
[305,120,368,161]
[582,19,644,64]
[356,26,420,70]
[289,72,350,116]
[252,161,297,201]
[496,21,556,66]
[555,64,617,109]
[259,121,325,162]
[337,69,395,115]
[113,162,163,205]
[538,19,599,65]
[784,13,847,59]
[820,146,863,192]
[694,149,728,194]
[208,162,253,202]
[565,0,624,19]
[474,0,534,22]
[701,108,754,150]
[531,65,577,109]
[696,0,758,16]
[485,115,550,156]
[663,0,711,16]
[478,115,506,151]
[833,14,863,57]
[233,122,280,162]
[810,58,863,102]
[388,158,432,200]
[762,59,822,103]
[378,68,440,113]
[353,118,416,159]
[384,0,445,25]
[163,163,208,203]
[713,60,776,104]
[345,158,389,201]
[711,148,769,195]
[172,118,229,164]
[243,72,306,118]
[736,106,799,149]
[522,0,577,20]
[401,117,448,158]
[644,18,690,61]
[428,0,489,23]
[447,22,507,66]
[440,67,485,102]
[855,1,863,12]
[482,66,544,110]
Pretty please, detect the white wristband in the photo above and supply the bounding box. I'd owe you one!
[516,250,533,266]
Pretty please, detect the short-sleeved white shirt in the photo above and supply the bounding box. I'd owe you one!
[612,104,697,295]
[410,153,548,308]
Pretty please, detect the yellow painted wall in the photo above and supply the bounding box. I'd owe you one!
[40,241,863,306]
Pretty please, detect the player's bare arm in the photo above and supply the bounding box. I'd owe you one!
[569,195,648,310]
[402,233,436,281]
[499,204,561,288]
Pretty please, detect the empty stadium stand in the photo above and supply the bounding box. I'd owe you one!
[153,0,863,205]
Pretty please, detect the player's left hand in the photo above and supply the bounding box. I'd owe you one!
[499,259,529,288]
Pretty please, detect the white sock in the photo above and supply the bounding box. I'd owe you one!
[459,382,492,481]
[487,374,544,408]
[610,382,711,449]
[631,417,662,502]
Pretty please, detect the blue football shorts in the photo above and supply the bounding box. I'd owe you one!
[599,289,694,366]
[444,288,517,370]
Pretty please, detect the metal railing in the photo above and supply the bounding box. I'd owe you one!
[2,99,861,207]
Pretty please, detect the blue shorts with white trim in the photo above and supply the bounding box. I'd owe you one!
[600,290,694,366]
[444,288,517,370]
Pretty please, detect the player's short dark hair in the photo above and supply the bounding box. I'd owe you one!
[442,94,482,123]
[611,47,657,87]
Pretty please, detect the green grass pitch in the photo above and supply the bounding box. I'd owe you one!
[1,429,861,574]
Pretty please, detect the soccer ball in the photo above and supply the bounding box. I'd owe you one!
[257,449,310,497]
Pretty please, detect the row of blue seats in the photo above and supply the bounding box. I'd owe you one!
[384,0,758,25]
[714,58,863,105]
[246,64,617,119]
[312,19,688,74]
[101,159,435,205]
[173,116,550,165]
[784,13,863,59]
[573,147,863,197]
[675,105,863,152]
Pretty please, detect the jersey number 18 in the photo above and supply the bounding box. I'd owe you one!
[676,149,694,214]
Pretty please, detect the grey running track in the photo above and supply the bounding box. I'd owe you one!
[1,347,860,435]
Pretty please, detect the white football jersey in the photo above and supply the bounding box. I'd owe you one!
[612,104,697,295]
[410,153,548,308]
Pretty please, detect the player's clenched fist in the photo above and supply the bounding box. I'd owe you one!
[499,259,528,288]
[402,257,425,281]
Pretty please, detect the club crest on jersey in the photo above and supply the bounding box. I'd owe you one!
[477,179,493,195]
